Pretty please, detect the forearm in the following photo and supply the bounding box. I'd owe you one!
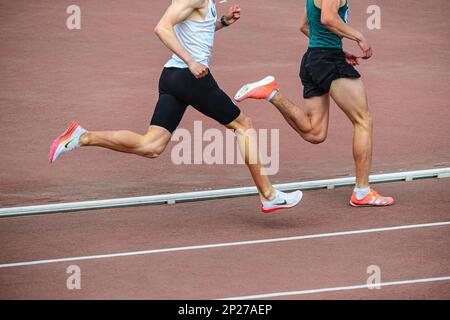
[216,5,240,31]
[323,18,364,42]
[155,25,194,65]
[215,19,225,31]
[215,14,233,31]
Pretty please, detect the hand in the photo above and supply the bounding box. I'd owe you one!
[188,60,209,79]
[344,50,360,66]
[224,4,241,25]
[357,36,373,59]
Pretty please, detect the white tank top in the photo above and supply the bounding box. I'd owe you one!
[165,0,217,68]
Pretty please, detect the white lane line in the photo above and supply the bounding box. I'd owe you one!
[0,221,449,269]
[219,276,450,300]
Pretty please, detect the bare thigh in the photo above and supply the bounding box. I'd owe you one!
[329,78,370,124]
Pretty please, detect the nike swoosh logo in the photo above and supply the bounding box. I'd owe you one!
[274,200,288,206]
[64,139,74,148]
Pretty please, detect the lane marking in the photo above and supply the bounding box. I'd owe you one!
[0,221,449,269]
[219,276,450,300]
[1,167,449,217]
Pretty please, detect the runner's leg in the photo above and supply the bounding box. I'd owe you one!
[226,113,276,201]
[170,69,300,206]
[329,77,372,188]
[79,125,172,158]
[77,85,186,159]
[270,92,331,144]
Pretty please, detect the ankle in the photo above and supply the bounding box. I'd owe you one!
[355,184,370,190]
[78,132,90,146]
[267,89,280,102]
[261,188,277,201]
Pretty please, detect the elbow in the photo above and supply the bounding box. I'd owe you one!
[154,23,169,37]
[154,24,162,36]
[320,16,334,28]
[300,27,309,36]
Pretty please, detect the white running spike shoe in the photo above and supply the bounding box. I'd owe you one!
[261,189,303,213]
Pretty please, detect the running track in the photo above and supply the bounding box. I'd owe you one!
[0,179,449,299]
[0,0,449,299]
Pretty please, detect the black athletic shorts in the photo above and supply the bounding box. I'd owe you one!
[150,67,241,133]
[299,48,361,99]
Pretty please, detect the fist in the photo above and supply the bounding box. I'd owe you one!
[188,60,209,79]
[357,37,373,60]
[224,4,241,25]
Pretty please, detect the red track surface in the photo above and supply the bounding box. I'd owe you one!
[1,0,449,206]
[0,0,449,299]
[1,179,449,299]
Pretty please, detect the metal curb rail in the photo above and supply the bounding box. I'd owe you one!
[0,168,449,218]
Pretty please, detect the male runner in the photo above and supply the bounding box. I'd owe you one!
[235,0,394,207]
[49,0,302,213]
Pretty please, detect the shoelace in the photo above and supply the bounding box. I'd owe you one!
[369,189,381,198]
[368,189,390,205]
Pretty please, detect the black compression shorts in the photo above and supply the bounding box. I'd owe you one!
[150,67,241,133]
[299,48,361,99]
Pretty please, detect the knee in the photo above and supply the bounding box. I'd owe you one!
[304,126,327,144]
[240,115,254,131]
[354,111,373,130]
[139,142,165,159]
[307,132,327,145]
[233,115,254,132]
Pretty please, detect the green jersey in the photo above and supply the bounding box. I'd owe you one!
[307,0,349,49]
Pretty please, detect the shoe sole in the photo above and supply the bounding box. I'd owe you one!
[234,76,275,102]
[349,200,395,207]
[261,191,303,214]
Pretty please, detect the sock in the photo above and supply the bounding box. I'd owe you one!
[266,88,279,102]
[354,186,370,200]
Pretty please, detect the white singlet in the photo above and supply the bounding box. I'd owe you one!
[165,0,217,69]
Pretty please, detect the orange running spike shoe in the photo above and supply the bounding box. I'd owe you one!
[234,76,278,102]
[49,121,86,163]
[350,189,395,207]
